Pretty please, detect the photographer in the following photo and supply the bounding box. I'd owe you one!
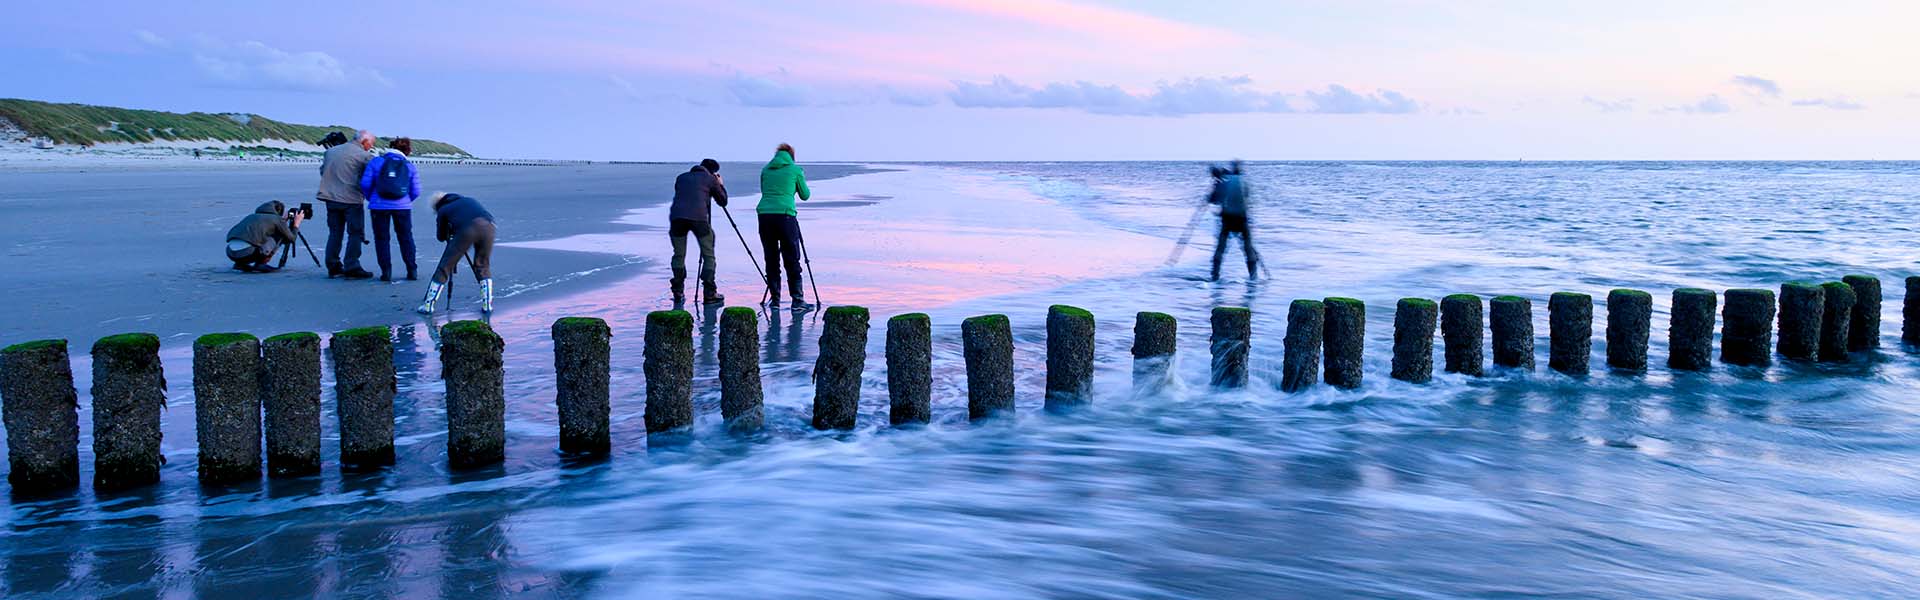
[225,200,304,273]
[415,192,497,314]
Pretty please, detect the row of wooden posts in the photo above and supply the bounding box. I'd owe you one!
[0,276,1913,496]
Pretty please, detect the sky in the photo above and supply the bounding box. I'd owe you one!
[3,0,1917,161]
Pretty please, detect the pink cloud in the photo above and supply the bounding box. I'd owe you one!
[902,0,1243,49]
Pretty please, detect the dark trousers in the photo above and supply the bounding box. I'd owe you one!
[1212,213,1258,280]
[432,219,495,285]
[323,200,366,272]
[669,218,717,294]
[757,213,804,300]
[370,209,417,278]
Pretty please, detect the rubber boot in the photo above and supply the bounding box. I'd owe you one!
[416,281,444,314]
[480,278,494,314]
[405,265,418,281]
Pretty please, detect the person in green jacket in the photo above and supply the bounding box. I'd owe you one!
[757,143,813,311]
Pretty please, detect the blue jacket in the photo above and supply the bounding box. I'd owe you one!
[1208,174,1248,216]
[360,150,421,211]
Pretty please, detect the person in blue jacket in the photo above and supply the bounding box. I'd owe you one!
[359,138,422,281]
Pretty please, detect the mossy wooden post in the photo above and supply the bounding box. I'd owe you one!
[1818,282,1854,363]
[1281,300,1323,393]
[1130,312,1177,396]
[888,313,932,425]
[1842,275,1880,351]
[644,310,694,433]
[812,306,870,430]
[1391,298,1436,384]
[1606,289,1652,372]
[442,320,505,468]
[1045,305,1095,411]
[330,326,395,469]
[1548,292,1592,376]
[1721,288,1775,367]
[721,308,766,431]
[1776,282,1823,361]
[1489,296,1534,370]
[1440,294,1484,376]
[262,332,321,478]
[553,317,611,453]
[90,333,164,491]
[1905,277,1920,346]
[0,340,79,493]
[1668,288,1716,371]
[1210,307,1252,388]
[193,333,261,484]
[962,314,1014,420]
[1322,299,1364,389]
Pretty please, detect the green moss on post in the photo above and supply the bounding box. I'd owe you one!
[330,326,395,469]
[1818,282,1854,363]
[193,333,261,484]
[1,339,79,493]
[1776,282,1823,361]
[263,332,321,478]
[1548,292,1592,376]
[1842,275,1880,351]
[963,314,1015,420]
[1605,290,1652,372]
[812,306,870,430]
[887,313,932,426]
[645,310,695,434]
[1668,288,1716,371]
[442,320,505,468]
[1045,305,1096,411]
[1323,299,1365,389]
[721,308,766,432]
[1490,296,1534,370]
[1391,298,1437,384]
[553,317,612,454]
[1130,312,1177,397]
[1722,288,1775,367]
[90,333,164,491]
[1211,307,1253,388]
[1440,294,1484,376]
[1281,300,1324,392]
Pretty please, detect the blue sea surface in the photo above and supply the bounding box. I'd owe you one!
[3,161,1919,598]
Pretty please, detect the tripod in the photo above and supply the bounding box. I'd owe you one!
[276,226,322,270]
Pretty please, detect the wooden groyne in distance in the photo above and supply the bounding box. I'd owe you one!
[0,276,1910,494]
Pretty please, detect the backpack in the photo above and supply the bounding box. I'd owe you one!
[373,154,412,200]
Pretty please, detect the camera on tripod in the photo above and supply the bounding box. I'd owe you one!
[288,202,314,221]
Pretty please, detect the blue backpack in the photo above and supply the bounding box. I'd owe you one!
[373,154,412,200]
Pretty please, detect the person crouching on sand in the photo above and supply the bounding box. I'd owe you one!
[416,192,497,314]
[225,200,303,273]
[669,158,729,305]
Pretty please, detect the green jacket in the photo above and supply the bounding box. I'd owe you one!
[756,150,810,216]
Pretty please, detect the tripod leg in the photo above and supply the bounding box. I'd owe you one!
[297,230,321,268]
[795,222,822,307]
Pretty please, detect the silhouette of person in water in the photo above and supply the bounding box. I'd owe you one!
[1209,161,1260,281]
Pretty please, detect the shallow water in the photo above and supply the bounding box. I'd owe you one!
[4,162,1920,598]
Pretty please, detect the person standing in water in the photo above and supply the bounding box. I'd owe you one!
[757,143,812,311]
[415,192,497,314]
[668,158,729,305]
[1209,161,1260,282]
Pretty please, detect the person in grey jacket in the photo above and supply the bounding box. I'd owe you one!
[1208,161,1259,281]
[225,200,304,272]
[668,158,729,304]
[318,130,377,279]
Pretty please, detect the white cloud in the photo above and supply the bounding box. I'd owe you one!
[133,30,170,49]
[1661,95,1732,115]
[134,32,389,92]
[947,76,1418,116]
[725,69,811,108]
[1582,96,1634,113]
[1730,75,1782,98]
[1791,96,1865,110]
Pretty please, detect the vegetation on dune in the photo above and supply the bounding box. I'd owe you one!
[0,98,469,156]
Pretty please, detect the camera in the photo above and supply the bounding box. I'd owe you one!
[288,202,314,220]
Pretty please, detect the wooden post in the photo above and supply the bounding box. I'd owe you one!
[1605,289,1651,372]
[193,333,261,484]
[644,310,694,433]
[1490,296,1534,370]
[90,333,164,491]
[553,317,611,453]
[1280,300,1323,392]
[963,314,1015,420]
[812,306,870,430]
[1440,294,1484,376]
[1211,307,1252,388]
[721,308,766,431]
[0,340,79,493]
[887,313,932,426]
[442,320,505,468]
[1045,305,1095,411]
[1390,298,1436,384]
[330,327,395,469]
[262,332,321,478]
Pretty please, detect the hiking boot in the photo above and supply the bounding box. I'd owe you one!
[379,270,392,282]
[405,266,418,281]
[702,289,725,304]
[343,268,374,280]
[791,299,814,312]
[416,281,444,314]
[328,266,343,278]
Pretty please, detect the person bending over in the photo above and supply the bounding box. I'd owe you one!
[361,137,422,281]
[225,200,303,273]
[416,192,497,314]
[318,130,377,279]
[756,144,812,311]
[669,158,729,304]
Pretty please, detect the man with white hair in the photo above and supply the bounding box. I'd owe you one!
[316,129,377,279]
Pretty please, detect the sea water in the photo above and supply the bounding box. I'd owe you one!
[4,161,1920,598]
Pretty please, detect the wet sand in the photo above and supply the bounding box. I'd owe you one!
[0,161,879,345]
